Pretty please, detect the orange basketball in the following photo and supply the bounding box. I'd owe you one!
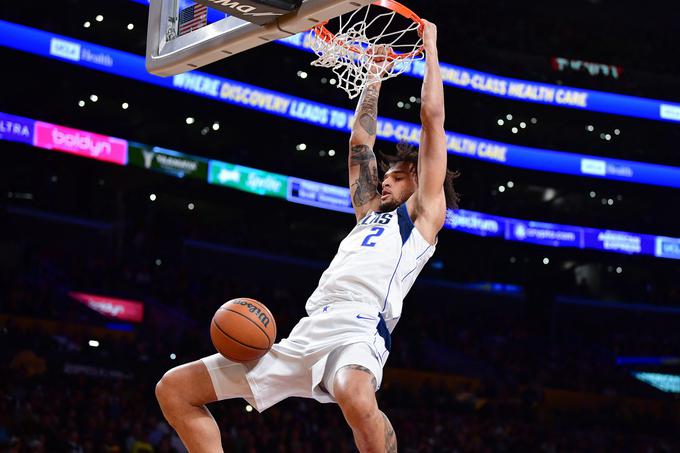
[210,298,277,363]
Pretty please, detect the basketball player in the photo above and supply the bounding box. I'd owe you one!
[155,20,458,452]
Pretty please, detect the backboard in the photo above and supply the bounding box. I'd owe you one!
[146,0,374,77]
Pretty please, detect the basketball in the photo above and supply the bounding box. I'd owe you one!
[210,298,277,363]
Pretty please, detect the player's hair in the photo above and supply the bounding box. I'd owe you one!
[378,141,460,209]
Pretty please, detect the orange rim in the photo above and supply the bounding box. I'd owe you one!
[312,0,424,60]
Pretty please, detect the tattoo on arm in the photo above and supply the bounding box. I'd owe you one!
[358,84,379,136]
[381,411,397,453]
[342,364,377,390]
[350,145,379,207]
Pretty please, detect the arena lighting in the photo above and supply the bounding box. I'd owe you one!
[212,122,220,131]
[245,405,254,413]
[155,259,162,266]
[95,15,103,22]
[586,125,594,132]
[511,127,518,134]
[5,23,680,189]
[328,149,336,156]
[520,122,526,128]
[83,21,91,29]
[4,110,680,261]
[89,94,98,102]
[188,202,195,210]
[170,353,176,360]
[409,96,417,102]
[149,193,157,201]
[506,114,513,120]
[185,117,195,125]
[543,258,550,265]
[296,143,307,151]
[127,23,134,30]
[589,191,596,198]
[397,101,404,108]
[498,185,506,193]
[88,340,100,347]
[121,102,129,109]
[616,266,623,273]
[78,100,85,107]
[507,181,514,188]
[497,119,504,126]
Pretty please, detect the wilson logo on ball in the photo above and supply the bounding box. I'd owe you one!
[233,299,271,328]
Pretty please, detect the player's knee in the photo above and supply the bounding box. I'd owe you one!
[155,368,183,415]
[335,381,377,425]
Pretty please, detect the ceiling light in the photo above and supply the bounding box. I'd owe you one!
[589,191,596,198]
[185,117,195,125]
[127,23,134,30]
[507,181,514,188]
[328,149,336,156]
[121,102,129,109]
[149,193,157,201]
[511,127,518,134]
[78,100,85,107]
[497,119,504,126]
[89,94,98,102]
[296,143,307,151]
[543,258,549,265]
[397,101,404,108]
[519,122,526,128]
[498,185,506,192]
[530,117,537,124]
[506,114,513,120]
[212,122,220,131]
[83,21,91,28]
[188,203,195,210]
[586,125,594,132]
[95,15,104,22]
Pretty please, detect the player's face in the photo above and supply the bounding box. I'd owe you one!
[380,162,417,211]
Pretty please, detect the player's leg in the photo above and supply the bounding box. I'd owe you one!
[157,353,257,453]
[155,360,225,453]
[333,364,397,452]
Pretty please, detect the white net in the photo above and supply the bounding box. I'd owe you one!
[310,3,423,99]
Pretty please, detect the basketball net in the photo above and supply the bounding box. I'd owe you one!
[310,1,424,99]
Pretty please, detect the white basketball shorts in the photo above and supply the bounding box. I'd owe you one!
[201,302,391,412]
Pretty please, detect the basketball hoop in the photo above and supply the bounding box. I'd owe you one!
[310,0,424,99]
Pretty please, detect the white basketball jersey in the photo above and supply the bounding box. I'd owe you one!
[306,204,436,332]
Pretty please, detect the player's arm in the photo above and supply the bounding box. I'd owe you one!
[413,20,447,231]
[348,77,382,221]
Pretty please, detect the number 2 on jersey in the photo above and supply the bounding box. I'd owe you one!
[361,227,385,247]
